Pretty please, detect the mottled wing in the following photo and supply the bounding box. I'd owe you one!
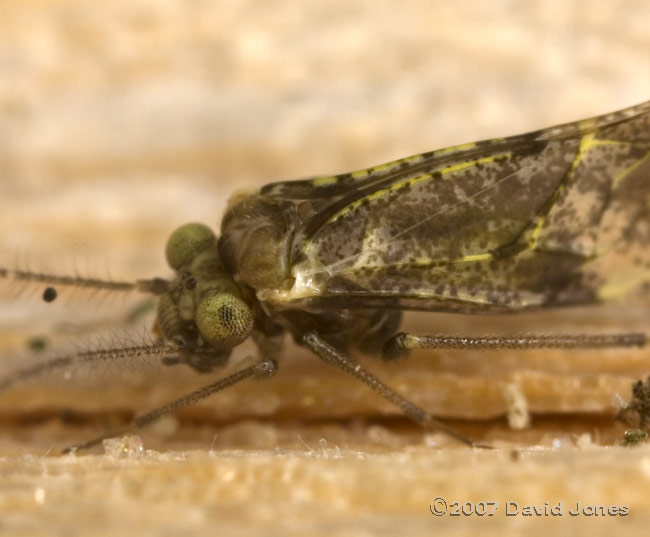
[264,101,650,312]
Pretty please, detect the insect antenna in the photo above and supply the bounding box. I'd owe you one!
[62,358,276,453]
[0,342,180,395]
[0,266,169,298]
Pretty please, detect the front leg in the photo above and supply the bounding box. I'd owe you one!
[301,331,485,448]
[63,357,277,453]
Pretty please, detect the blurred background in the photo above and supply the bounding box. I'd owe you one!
[1,0,648,276]
[0,0,648,431]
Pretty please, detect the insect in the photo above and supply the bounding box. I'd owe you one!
[1,100,649,451]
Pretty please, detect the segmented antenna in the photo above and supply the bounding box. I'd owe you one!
[0,343,180,395]
[0,267,169,296]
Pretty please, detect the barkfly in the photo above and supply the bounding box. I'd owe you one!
[1,100,649,451]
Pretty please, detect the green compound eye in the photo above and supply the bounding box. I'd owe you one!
[165,223,216,270]
[195,291,254,348]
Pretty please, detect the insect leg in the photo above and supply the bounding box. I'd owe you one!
[382,332,647,360]
[62,358,277,453]
[302,331,483,448]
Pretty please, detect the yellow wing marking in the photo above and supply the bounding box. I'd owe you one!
[528,134,632,249]
[613,151,650,187]
[349,252,496,272]
[308,142,481,186]
[325,152,512,225]
[597,273,649,302]
[311,176,338,186]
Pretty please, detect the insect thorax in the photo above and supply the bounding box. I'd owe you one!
[218,192,403,354]
[219,192,298,294]
[156,193,401,361]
